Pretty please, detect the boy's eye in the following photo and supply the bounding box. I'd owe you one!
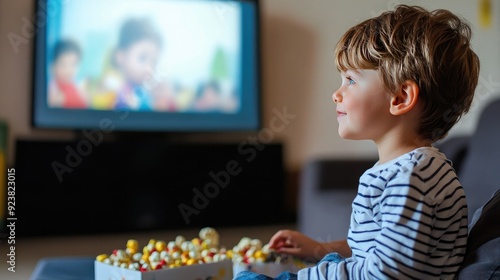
[347,77,355,85]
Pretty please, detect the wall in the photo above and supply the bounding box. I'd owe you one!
[1,0,499,172]
[0,0,74,165]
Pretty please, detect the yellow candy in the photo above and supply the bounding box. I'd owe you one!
[169,263,180,268]
[254,250,266,259]
[174,259,182,266]
[155,240,167,252]
[181,253,190,263]
[191,238,201,246]
[127,239,139,251]
[96,254,108,262]
[186,258,197,265]
[148,239,156,245]
[226,250,233,259]
[141,252,150,262]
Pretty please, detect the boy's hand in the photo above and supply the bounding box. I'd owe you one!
[268,229,324,261]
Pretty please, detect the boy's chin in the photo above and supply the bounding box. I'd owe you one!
[337,130,366,141]
[337,129,353,139]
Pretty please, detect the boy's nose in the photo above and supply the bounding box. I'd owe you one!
[332,89,342,103]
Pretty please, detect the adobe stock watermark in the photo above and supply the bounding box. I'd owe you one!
[49,66,171,183]
[143,68,169,92]
[51,109,129,183]
[7,0,72,54]
[178,106,296,224]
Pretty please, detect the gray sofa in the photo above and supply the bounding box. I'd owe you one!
[297,98,500,278]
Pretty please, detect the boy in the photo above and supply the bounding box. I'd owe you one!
[235,4,479,280]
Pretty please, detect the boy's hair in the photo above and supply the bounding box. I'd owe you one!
[51,38,81,63]
[117,17,163,50]
[334,5,480,142]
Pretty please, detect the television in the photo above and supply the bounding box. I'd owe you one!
[31,0,261,132]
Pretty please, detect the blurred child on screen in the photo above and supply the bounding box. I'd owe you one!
[113,17,169,111]
[48,39,88,109]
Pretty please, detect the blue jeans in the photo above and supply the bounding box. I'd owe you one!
[234,253,345,280]
[234,271,298,280]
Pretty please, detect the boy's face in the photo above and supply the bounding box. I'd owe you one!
[52,52,79,83]
[332,69,393,141]
[116,39,160,86]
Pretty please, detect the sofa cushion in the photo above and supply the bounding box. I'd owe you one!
[457,188,500,280]
[458,98,500,219]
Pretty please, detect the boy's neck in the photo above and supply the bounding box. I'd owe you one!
[375,132,432,164]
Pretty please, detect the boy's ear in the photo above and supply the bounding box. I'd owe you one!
[389,80,419,116]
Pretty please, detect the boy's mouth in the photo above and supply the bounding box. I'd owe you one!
[337,111,347,117]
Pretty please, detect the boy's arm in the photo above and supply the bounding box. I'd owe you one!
[297,170,467,280]
[298,186,435,279]
[318,240,351,259]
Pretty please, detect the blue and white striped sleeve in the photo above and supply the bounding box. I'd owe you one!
[297,160,466,280]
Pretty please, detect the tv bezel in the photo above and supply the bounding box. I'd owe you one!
[31,0,262,133]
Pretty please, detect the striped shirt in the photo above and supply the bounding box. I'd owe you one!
[298,147,468,280]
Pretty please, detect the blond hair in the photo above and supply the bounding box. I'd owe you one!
[335,5,480,142]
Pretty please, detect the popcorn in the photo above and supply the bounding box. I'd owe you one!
[95,227,230,271]
[140,263,150,272]
[95,227,308,274]
[231,236,290,265]
[238,237,252,249]
[128,262,140,270]
[171,251,181,260]
[199,227,219,247]
[149,251,160,263]
[175,235,185,246]
[159,250,168,259]
[250,238,263,250]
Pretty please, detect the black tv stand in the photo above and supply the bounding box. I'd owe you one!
[14,139,291,237]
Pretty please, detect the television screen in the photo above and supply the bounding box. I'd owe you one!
[32,0,261,132]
